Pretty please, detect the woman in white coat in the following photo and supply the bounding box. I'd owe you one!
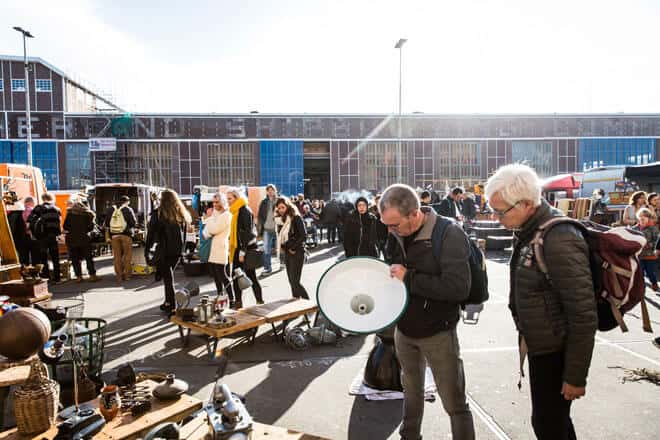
[203,192,234,300]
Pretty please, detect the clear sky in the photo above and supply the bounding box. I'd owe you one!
[1,0,659,114]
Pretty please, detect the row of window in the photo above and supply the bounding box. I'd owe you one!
[22,138,658,192]
[0,79,52,92]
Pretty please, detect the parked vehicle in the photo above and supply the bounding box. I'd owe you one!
[90,183,163,244]
[579,166,635,198]
[0,163,47,204]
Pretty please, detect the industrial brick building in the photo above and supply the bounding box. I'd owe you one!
[2,56,659,198]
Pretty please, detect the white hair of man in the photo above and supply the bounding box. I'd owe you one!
[214,192,228,209]
[485,163,543,207]
[379,184,420,216]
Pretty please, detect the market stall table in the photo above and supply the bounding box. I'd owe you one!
[170,299,318,359]
[0,380,202,440]
[179,410,329,440]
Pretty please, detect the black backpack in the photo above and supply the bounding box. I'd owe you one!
[32,205,61,238]
[431,216,489,311]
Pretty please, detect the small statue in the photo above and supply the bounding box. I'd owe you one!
[20,264,44,283]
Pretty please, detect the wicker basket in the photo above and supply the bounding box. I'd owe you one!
[13,360,60,435]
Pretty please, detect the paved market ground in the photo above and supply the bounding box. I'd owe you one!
[50,245,660,439]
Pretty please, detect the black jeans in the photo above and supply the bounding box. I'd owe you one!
[159,255,180,307]
[326,224,337,243]
[208,263,234,298]
[529,351,577,440]
[14,239,39,266]
[232,252,263,305]
[284,248,309,299]
[40,237,61,281]
[68,245,96,277]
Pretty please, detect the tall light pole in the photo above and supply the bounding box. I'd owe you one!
[13,26,35,167]
[394,38,407,183]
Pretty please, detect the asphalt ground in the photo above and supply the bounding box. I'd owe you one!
[49,243,660,439]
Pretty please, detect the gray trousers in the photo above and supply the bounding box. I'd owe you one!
[395,327,475,440]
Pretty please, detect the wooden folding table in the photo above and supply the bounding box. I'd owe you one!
[170,299,319,359]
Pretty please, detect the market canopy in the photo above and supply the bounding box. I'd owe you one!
[625,161,660,180]
[542,174,580,191]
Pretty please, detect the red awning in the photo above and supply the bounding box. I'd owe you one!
[542,174,580,191]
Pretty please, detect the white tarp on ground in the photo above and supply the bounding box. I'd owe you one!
[349,367,436,401]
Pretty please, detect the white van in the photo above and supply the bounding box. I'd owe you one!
[579,166,634,198]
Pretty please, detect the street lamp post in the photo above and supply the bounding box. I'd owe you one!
[13,26,35,167]
[394,38,407,183]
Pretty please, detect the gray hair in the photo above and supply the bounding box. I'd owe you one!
[379,184,420,216]
[225,187,247,202]
[213,192,228,209]
[485,163,542,207]
[637,207,657,221]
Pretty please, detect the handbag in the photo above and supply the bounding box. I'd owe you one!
[244,245,264,269]
[198,221,211,263]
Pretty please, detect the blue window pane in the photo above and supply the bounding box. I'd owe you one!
[259,141,304,197]
[0,142,59,189]
[65,143,91,189]
[579,138,655,170]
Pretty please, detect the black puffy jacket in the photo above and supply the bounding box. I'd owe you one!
[145,209,185,259]
[510,200,597,387]
[280,215,306,253]
[63,205,96,247]
[343,211,378,258]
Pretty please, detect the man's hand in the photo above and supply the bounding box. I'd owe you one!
[239,254,245,263]
[561,382,585,401]
[390,264,407,281]
[288,249,296,255]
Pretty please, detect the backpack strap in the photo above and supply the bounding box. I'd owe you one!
[531,216,585,280]
[431,216,453,262]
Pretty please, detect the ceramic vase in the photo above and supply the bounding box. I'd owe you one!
[99,384,121,421]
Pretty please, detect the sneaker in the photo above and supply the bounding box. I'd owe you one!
[652,283,659,292]
[75,276,83,283]
[653,337,660,349]
[88,274,101,282]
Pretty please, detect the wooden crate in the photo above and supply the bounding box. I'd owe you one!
[0,280,49,298]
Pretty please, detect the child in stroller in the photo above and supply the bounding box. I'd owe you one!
[301,205,319,248]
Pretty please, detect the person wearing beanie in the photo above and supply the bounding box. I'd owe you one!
[343,196,379,258]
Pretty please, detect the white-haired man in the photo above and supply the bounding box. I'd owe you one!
[485,164,597,440]
[380,184,475,440]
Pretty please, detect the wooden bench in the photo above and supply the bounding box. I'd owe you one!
[171,299,319,359]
